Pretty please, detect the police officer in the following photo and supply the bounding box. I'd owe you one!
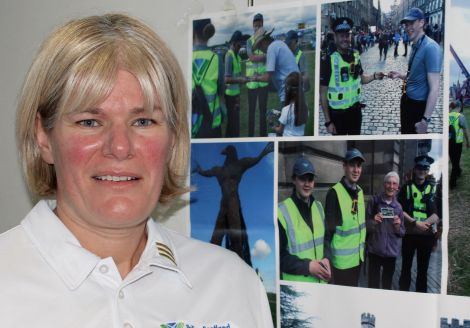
[224,30,250,138]
[285,30,310,92]
[192,18,223,138]
[398,155,440,292]
[320,18,384,135]
[246,13,269,137]
[449,100,470,188]
[278,157,331,283]
[325,148,366,286]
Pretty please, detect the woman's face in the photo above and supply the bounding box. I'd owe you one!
[36,70,173,230]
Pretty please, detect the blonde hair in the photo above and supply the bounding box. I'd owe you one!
[16,13,189,203]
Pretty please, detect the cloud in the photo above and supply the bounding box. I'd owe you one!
[251,239,272,258]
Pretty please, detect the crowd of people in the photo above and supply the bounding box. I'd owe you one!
[278,149,441,292]
[320,8,443,135]
[192,13,311,138]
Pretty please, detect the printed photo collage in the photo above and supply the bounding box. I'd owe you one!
[189,0,470,326]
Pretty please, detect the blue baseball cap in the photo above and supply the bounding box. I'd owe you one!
[285,30,299,44]
[293,157,316,177]
[400,8,425,24]
[344,148,365,163]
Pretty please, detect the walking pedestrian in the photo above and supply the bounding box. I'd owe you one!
[449,100,470,188]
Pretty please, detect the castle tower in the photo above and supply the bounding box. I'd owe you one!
[361,313,376,328]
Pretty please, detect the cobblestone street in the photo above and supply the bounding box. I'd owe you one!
[319,42,443,135]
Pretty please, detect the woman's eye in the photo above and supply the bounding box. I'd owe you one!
[77,119,99,127]
[133,118,155,127]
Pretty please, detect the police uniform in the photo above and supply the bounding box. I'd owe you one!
[225,31,249,138]
[192,19,223,138]
[398,155,439,293]
[324,149,366,286]
[449,107,468,188]
[320,18,364,135]
[246,13,269,137]
[0,200,273,327]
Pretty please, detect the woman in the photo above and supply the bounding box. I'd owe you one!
[2,14,272,327]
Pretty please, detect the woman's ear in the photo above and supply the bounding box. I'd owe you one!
[35,113,54,164]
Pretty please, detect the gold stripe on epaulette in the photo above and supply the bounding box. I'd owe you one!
[156,242,177,266]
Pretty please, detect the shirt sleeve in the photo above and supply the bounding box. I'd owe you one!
[278,220,311,277]
[278,105,289,125]
[266,44,276,73]
[319,54,331,87]
[224,52,233,77]
[460,114,468,129]
[424,41,443,73]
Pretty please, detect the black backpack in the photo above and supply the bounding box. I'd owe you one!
[192,54,215,137]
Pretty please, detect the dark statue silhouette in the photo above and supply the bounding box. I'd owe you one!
[194,142,274,266]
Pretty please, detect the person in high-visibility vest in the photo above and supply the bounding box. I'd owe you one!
[449,100,470,188]
[224,30,250,138]
[278,157,331,283]
[320,17,384,135]
[192,18,223,138]
[398,155,440,293]
[285,30,310,92]
[324,148,366,286]
[246,13,269,137]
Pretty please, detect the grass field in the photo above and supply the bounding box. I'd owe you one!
[221,49,316,137]
[447,106,470,295]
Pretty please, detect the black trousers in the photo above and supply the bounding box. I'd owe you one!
[247,86,268,137]
[449,141,463,187]
[368,252,396,290]
[329,103,362,135]
[400,94,427,134]
[399,234,435,293]
[225,94,240,138]
[332,264,361,287]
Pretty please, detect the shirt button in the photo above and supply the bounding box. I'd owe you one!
[123,323,133,328]
[99,265,109,274]
[118,290,125,299]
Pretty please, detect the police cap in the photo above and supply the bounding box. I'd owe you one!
[414,155,434,170]
[332,17,354,33]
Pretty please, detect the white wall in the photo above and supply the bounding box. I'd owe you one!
[0,0,293,234]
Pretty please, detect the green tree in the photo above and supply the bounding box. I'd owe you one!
[280,285,312,328]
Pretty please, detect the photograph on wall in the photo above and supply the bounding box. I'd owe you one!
[277,139,443,293]
[280,282,444,327]
[189,141,276,319]
[318,0,444,135]
[191,2,317,138]
[447,0,470,297]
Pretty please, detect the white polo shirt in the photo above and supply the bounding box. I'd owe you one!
[0,200,273,328]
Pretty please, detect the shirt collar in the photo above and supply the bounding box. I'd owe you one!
[21,200,192,290]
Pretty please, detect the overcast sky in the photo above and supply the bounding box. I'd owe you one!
[198,4,316,46]
[373,0,396,13]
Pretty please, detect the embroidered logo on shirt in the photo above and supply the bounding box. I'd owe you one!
[160,322,236,328]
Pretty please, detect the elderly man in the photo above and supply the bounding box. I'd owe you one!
[325,148,366,286]
[398,155,440,292]
[366,172,405,289]
[388,8,443,134]
[320,17,384,135]
[278,157,331,283]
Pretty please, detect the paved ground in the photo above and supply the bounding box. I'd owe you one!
[319,42,444,135]
[358,239,442,293]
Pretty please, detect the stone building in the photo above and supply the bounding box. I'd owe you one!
[361,313,376,328]
[321,0,380,33]
[441,318,470,328]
